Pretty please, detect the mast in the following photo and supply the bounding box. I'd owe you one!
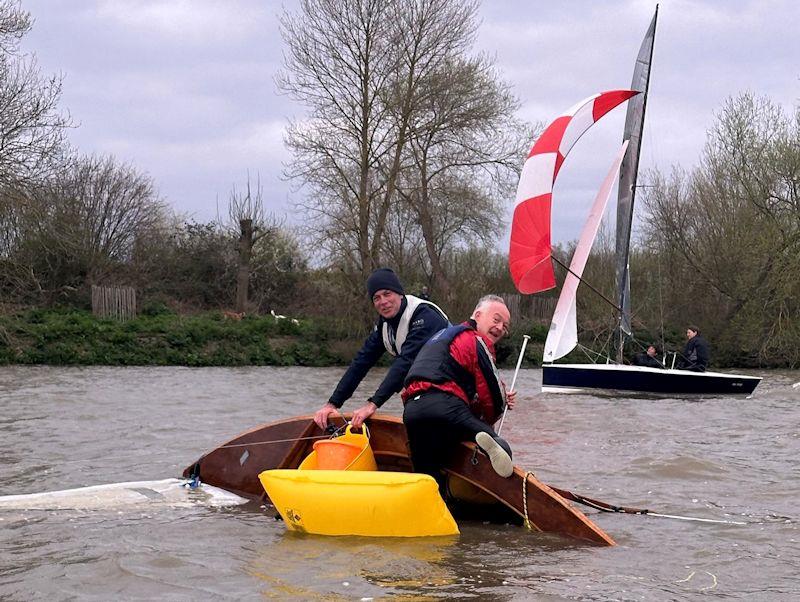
[614,5,658,363]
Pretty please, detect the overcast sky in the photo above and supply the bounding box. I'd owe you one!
[21,0,799,244]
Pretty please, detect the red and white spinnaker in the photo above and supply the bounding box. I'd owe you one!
[508,90,639,294]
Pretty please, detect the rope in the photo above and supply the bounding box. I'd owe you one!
[551,486,747,525]
[214,433,333,449]
[214,423,350,450]
[522,471,536,530]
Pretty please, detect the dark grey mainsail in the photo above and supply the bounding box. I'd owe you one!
[615,6,658,361]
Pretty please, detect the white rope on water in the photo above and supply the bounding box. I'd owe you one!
[675,570,718,591]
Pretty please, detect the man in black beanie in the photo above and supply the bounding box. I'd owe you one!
[314,268,449,429]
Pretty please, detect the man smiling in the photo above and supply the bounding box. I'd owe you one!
[402,295,517,482]
[313,268,449,429]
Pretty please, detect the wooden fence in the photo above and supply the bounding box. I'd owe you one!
[501,293,557,324]
[91,285,136,321]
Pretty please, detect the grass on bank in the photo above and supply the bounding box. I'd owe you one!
[0,307,548,368]
[0,307,346,367]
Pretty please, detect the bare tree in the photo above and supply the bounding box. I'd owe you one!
[0,0,70,188]
[279,0,484,290]
[394,55,529,300]
[1,154,165,301]
[227,174,285,313]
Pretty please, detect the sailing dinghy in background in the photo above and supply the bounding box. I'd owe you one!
[509,8,761,396]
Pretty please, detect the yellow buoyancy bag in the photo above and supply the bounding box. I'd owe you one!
[259,469,459,537]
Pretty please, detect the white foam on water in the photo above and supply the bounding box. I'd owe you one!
[0,478,248,511]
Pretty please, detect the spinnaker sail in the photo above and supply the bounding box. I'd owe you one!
[615,6,658,353]
[544,140,630,362]
[509,90,638,294]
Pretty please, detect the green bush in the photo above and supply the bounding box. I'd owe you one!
[0,308,350,367]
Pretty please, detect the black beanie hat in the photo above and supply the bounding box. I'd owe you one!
[366,268,404,298]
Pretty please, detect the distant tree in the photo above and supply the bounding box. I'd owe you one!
[226,174,286,313]
[134,220,237,309]
[279,0,489,293]
[641,93,800,366]
[0,0,70,188]
[1,154,164,302]
[393,54,528,300]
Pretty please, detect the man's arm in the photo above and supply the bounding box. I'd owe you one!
[370,305,448,407]
[328,328,385,407]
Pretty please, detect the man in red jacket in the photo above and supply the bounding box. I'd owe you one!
[402,295,517,483]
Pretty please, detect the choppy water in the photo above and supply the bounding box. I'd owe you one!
[1,365,798,600]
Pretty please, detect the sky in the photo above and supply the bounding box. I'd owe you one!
[21,0,800,244]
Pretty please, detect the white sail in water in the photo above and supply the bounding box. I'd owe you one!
[544,140,629,362]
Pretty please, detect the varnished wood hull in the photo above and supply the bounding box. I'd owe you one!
[183,414,615,546]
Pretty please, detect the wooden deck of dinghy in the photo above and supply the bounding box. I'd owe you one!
[183,414,614,546]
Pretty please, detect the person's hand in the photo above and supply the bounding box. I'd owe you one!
[314,403,339,429]
[351,401,377,429]
[506,389,517,410]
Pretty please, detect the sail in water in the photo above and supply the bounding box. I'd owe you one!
[544,140,629,362]
[615,6,658,357]
[509,90,638,294]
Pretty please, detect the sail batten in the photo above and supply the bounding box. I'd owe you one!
[544,141,630,362]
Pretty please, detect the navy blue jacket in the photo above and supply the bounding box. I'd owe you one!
[680,335,710,372]
[329,298,449,408]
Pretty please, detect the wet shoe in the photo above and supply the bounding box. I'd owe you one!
[475,432,513,477]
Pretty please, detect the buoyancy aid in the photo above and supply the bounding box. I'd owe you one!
[403,322,506,422]
[381,294,449,357]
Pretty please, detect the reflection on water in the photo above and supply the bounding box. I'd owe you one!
[249,533,458,600]
[0,366,798,600]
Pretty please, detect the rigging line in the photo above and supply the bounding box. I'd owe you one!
[215,431,342,450]
[576,343,607,364]
[216,435,326,449]
[657,242,667,356]
[551,486,747,525]
[552,255,622,314]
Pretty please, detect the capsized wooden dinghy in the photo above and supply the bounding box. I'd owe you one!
[183,414,615,546]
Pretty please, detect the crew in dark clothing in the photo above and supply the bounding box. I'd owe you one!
[678,326,710,372]
[313,268,449,429]
[632,344,664,368]
[402,295,517,483]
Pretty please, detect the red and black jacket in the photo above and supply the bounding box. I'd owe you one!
[402,320,506,424]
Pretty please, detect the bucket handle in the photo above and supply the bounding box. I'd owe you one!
[345,423,370,440]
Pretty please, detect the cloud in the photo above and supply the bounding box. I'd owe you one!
[93,0,267,44]
[19,0,800,242]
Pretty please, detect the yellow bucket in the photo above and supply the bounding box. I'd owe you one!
[299,425,377,471]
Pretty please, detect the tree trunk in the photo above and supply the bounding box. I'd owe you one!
[416,166,452,300]
[235,218,253,313]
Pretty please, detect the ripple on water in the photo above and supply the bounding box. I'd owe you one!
[0,365,799,600]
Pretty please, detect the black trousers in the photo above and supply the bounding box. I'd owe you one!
[402,389,511,484]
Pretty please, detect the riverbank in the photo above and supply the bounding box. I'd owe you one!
[0,308,547,369]
[0,308,351,367]
[2,307,779,370]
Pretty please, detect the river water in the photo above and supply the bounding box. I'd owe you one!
[0,365,797,601]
